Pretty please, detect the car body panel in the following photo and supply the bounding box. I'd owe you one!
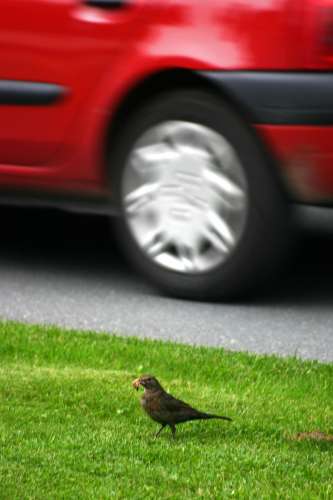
[0,0,144,171]
[258,124,333,203]
[0,0,333,203]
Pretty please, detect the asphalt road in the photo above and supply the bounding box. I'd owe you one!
[0,205,332,362]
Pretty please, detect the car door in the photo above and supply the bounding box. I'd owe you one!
[0,0,143,169]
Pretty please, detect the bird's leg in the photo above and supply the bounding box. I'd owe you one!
[170,424,176,438]
[155,424,166,438]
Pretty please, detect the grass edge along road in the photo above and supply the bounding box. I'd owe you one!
[0,320,332,498]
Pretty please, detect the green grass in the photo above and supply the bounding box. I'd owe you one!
[0,321,332,499]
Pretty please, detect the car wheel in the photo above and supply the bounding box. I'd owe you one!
[111,90,290,300]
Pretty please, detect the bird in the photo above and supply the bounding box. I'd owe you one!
[132,374,232,437]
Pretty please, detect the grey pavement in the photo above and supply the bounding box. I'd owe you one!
[0,205,332,362]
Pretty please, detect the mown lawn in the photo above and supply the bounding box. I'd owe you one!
[0,320,332,499]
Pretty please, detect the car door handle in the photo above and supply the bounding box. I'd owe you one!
[84,0,125,8]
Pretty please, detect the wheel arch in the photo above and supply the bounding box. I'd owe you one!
[104,68,289,200]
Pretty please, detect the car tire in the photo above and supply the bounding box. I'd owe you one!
[111,90,291,301]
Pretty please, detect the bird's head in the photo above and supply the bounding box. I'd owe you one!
[132,375,163,392]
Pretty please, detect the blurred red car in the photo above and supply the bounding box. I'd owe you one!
[1,0,332,300]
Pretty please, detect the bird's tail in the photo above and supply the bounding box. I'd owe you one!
[192,412,232,422]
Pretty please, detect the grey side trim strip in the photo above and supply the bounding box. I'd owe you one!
[199,71,333,125]
[0,80,67,106]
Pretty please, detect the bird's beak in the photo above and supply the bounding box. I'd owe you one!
[132,378,141,391]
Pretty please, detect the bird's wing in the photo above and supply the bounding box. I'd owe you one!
[160,393,201,423]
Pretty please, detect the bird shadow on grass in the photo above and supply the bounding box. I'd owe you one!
[145,428,333,454]
[147,424,233,445]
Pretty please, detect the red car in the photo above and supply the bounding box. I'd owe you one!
[1,0,332,300]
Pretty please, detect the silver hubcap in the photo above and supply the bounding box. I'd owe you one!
[122,121,248,274]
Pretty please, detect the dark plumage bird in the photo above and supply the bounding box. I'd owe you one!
[132,374,232,437]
